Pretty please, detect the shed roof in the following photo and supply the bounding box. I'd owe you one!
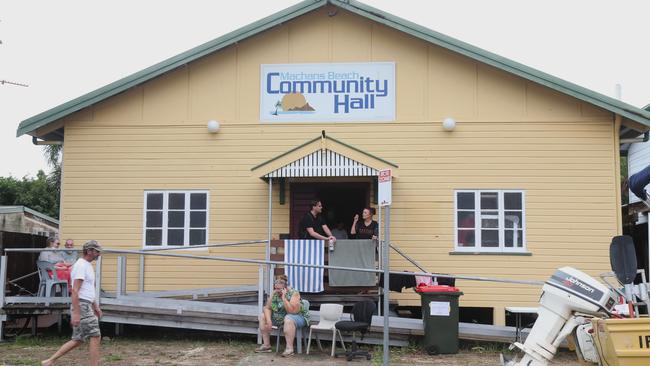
[0,205,60,225]
[16,0,650,137]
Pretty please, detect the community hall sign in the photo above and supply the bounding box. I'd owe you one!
[260,62,395,122]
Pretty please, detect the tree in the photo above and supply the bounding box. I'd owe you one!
[43,144,62,197]
[0,171,59,218]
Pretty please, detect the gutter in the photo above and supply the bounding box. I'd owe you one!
[32,136,63,146]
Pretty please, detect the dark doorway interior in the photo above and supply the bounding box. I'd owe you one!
[290,182,370,239]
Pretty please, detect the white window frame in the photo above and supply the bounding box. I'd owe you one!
[142,190,209,249]
[454,190,526,253]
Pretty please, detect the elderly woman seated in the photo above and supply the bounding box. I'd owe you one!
[38,237,72,284]
[256,274,310,356]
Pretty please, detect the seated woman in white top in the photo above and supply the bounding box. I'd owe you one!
[39,237,68,268]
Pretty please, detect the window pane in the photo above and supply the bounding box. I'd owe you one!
[505,211,523,229]
[190,229,206,246]
[190,211,206,228]
[457,192,475,210]
[146,211,162,228]
[480,192,498,210]
[457,230,475,247]
[190,193,207,210]
[145,229,162,246]
[147,193,163,210]
[481,230,499,247]
[167,229,184,245]
[505,230,514,247]
[169,193,185,210]
[168,211,184,228]
[481,211,499,228]
[505,230,524,248]
[457,211,475,228]
[504,192,522,210]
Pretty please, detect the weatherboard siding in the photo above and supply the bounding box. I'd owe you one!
[58,8,618,324]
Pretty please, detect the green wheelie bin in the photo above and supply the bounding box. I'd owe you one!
[416,285,463,355]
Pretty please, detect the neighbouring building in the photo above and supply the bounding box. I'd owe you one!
[16,0,650,325]
[0,206,59,237]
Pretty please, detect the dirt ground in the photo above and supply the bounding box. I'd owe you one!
[0,331,583,366]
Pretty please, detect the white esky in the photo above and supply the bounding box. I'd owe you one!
[2,0,649,178]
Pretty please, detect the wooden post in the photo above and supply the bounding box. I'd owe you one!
[0,256,7,309]
[0,255,6,342]
[494,306,506,326]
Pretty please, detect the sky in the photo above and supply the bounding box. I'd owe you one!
[2,0,650,178]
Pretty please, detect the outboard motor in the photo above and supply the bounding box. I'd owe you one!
[504,267,617,366]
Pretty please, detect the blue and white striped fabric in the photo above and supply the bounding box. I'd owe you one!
[284,239,324,293]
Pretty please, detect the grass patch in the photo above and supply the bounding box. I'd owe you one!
[12,334,68,347]
[105,354,123,362]
[9,358,39,366]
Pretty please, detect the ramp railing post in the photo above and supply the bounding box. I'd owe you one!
[258,265,264,344]
[95,256,102,304]
[116,255,126,297]
[139,254,145,293]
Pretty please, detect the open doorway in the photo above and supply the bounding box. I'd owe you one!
[290,182,370,239]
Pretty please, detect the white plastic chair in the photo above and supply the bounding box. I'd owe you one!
[307,303,346,356]
[36,261,69,298]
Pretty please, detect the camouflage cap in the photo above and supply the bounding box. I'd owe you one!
[82,240,102,252]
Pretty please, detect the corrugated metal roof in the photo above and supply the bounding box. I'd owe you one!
[16,0,650,137]
[265,149,378,178]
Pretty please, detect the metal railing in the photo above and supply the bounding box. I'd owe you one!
[0,240,546,354]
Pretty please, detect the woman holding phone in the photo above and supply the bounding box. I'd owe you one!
[256,274,309,356]
[351,207,378,240]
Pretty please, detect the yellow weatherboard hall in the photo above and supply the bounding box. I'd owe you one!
[16,0,650,326]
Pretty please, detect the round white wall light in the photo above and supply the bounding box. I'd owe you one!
[442,117,456,131]
[207,120,220,133]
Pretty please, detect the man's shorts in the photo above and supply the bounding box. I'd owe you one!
[71,301,101,341]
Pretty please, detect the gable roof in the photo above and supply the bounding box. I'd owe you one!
[251,131,398,179]
[17,0,650,137]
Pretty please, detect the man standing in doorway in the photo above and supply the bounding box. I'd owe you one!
[42,240,103,366]
[299,200,337,248]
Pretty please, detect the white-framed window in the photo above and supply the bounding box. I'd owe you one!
[454,190,526,252]
[143,190,209,248]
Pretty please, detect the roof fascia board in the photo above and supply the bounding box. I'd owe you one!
[17,0,327,137]
[334,0,650,126]
[251,133,398,177]
[23,207,60,225]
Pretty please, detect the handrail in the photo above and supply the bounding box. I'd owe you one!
[4,247,544,286]
[3,240,268,254]
[142,240,267,251]
[389,242,427,273]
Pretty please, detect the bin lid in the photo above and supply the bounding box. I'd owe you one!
[415,284,460,293]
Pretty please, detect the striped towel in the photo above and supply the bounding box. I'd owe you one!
[284,239,324,293]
